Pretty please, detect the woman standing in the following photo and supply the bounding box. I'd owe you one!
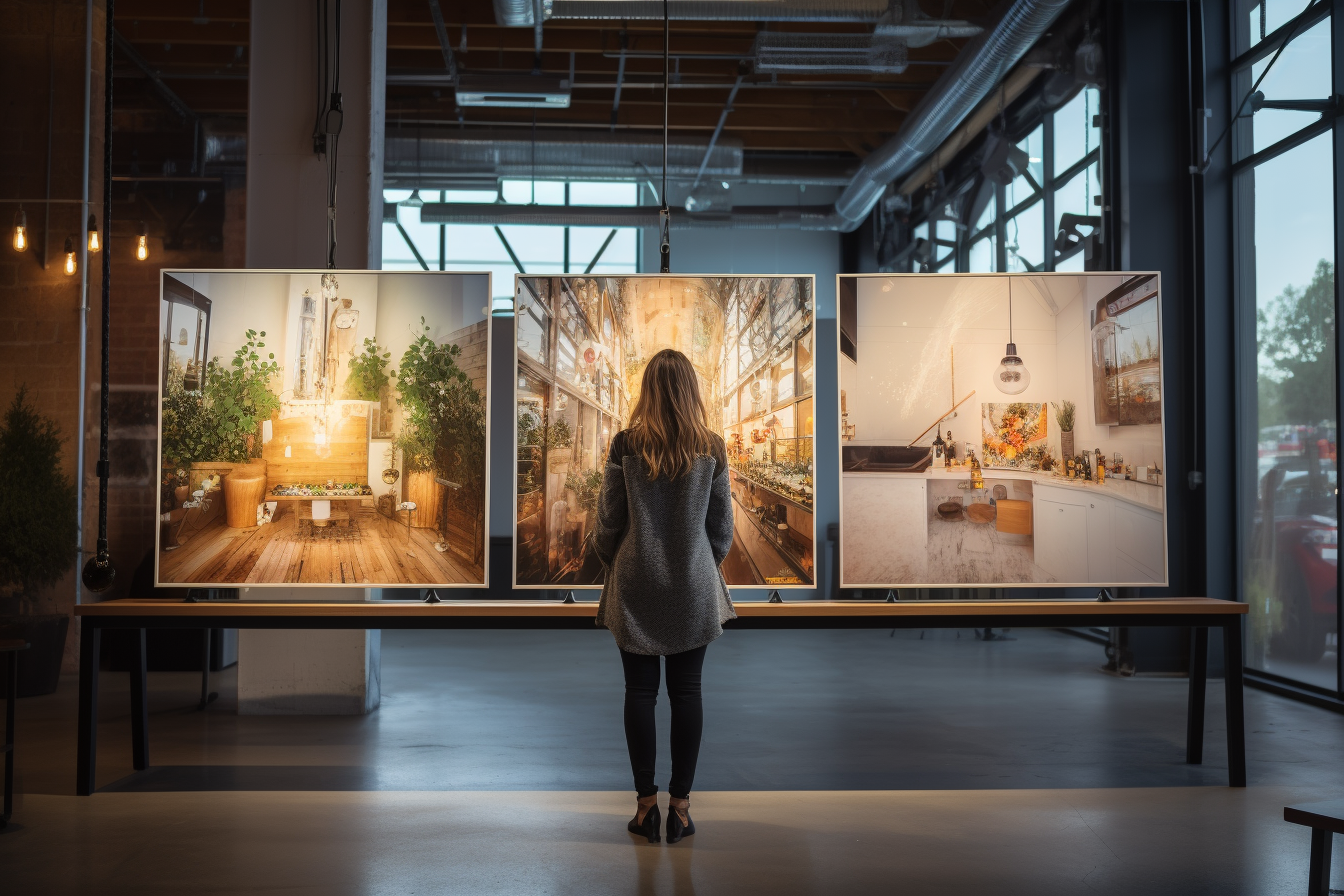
[593,348,736,845]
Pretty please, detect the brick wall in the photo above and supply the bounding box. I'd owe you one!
[445,318,490,400]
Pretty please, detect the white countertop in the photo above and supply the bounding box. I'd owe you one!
[842,467,1165,513]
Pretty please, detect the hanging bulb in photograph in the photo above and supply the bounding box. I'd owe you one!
[136,221,149,261]
[64,237,77,276]
[87,213,101,253]
[995,279,1031,395]
[13,207,28,252]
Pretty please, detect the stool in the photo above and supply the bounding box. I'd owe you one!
[0,639,29,827]
[1285,800,1344,895]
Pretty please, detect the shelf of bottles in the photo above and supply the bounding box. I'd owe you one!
[730,438,814,512]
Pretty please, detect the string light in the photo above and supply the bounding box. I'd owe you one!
[87,213,101,253]
[135,221,148,261]
[13,207,27,252]
[64,236,77,276]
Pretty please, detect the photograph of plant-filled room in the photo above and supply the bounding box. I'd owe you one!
[515,275,815,588]
[839,273,1166,588]
[156,270,490,586]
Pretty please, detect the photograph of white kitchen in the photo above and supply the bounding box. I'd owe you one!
[837,273,1168,588]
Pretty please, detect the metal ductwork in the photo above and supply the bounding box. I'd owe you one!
[754,31,911,74]
[493,0,551,27]
[384,130,742,187]
[419,203,841,229]
[541,0,888,22]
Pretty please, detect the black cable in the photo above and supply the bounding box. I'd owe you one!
[1185,0,1204,490]
[83,0,115,591]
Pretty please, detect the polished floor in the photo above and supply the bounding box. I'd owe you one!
[3,627,1342,894]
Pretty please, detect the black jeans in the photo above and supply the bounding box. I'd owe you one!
[619,644,708,800]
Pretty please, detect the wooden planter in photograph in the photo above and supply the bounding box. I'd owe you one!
[223,458,268,528]
[404,470,442,529]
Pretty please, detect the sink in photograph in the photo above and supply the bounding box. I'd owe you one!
[843,445,933,472]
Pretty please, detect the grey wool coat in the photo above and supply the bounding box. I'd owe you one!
[592,430,737,655]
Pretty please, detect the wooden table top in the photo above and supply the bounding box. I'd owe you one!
[1285,800,1344,835]
[75,597,1246,618]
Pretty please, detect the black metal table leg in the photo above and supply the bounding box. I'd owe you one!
[129,628,148,771]
[1309,828,1333,896]
[1186,626,1209,765]
[1223,617,1247,787]
[3,650,16,824]
[198,629,216,710]
[76,623,101,796]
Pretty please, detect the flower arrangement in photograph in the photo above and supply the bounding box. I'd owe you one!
[981,402,1051,469]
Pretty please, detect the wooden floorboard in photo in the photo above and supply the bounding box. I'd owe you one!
[159,506,482,586]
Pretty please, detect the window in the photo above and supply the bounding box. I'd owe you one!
[903,86,1102,274]
[1233,0,1338,694]
[381,181,641,304]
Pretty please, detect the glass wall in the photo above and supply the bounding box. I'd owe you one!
[1234,0,1339,692]
[381,180,641,304]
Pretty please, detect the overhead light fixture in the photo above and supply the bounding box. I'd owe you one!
[13,207,27,252]
[64,237,77,276]
[995,278,1031,395]
[135,221,149,261]
[87,213,101,253]
[455,73,571,108]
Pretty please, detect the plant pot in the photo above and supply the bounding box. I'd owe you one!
[1060,430,1075,459]
[0,614,69,697]
[405,470,442,529]
[223,458,268,528]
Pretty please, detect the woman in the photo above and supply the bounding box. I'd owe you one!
[593,348,736,845]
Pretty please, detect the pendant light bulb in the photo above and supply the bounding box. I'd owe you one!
[136,221,149,261]
[64,237,77,276]
[87,213,101,253]
[13,207,27,252]
[995,279,1031,395]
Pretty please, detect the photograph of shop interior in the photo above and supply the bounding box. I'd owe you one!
[156,271,490,587]
[839,273,1167,588]
[3,0,1343,893]
[515,275,815,587]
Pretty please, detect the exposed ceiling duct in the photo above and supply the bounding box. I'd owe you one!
[419,203,841,229]
[753,32,911,75]
[384,130,743,187]
[497,0,890,24]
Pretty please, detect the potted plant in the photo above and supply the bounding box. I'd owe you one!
[0,387,78,696]
[1051,400,1077,460]
[345,337,394,435]
[546,417,574,472]
[563,468,604,527]
[204,330,280,527]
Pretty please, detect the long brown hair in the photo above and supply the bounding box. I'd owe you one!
[625,349,722,480]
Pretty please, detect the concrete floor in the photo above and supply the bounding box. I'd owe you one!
[3,627,1342,894]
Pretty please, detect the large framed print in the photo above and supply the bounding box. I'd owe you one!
[837,273,1169,589]
[155,269,492,588]
[513,274,817,589]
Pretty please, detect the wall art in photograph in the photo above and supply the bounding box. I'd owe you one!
[156,270,491,587]
[838,273,1167,588]
[514,275,816,588]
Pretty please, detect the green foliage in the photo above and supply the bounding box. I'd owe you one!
[1258,260,1335,428]
[161,362,224,467]
[395,319,486,505]
[205,329,281,461]
[518,409,544,448]
[0,387,77,603]
[547,417,573,450]
[345,337,393,401]
[564,468,604,513]
[1051,399,1076,432]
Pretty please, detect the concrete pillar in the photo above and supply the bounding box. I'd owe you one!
[240,0,387,714]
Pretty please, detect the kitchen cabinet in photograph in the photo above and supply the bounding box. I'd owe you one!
[1086,498,1115,585]
[1034,497,1089,584]
[1114,500,1166,581]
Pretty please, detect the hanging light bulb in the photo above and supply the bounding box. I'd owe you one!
[13,207,28,252]
[87,213,101,253]
[995,278,1031,395]
[321,271,339,302]
[63,237,77,276]
[135,221,149,261]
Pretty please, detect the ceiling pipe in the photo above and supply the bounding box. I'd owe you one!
[419,202,840,228]
[496,0,888,24]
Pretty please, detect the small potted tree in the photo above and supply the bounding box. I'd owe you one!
[0,387,77,696]
[1051,400,1077,461]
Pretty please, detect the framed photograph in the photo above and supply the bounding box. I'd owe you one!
[155,269,492,588]
[512,274,817,589]
[837,273,1168,589]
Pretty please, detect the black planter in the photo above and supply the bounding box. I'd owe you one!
[0,614,70,697]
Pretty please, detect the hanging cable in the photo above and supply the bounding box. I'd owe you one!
[315,0,344,269]
[659,0,670,273]
[83,0,116,592]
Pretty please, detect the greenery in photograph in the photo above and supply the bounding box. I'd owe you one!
[1050,399,1076,432]
[1257,260,1335,429]
[161,362,224,467]
[396,318,485,506]
[0,386,77,607]
[564,468,604,513]
[204,329,281,461]
[345,337,393,401]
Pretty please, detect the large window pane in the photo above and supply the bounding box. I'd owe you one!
[1249,0,1309,49]
[1053,87,1101,178]
[1005,201,1043,272]
[968,236,995,272]
[1052,161,1101,262]
[1007,125,1044,210]
[1245,131,1338,689]
[1249,18,1332,153]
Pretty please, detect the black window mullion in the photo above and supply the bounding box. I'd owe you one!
[995,182,1007,272]
[1043,113,1056,271]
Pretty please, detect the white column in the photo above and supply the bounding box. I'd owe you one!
[240,0,387,715]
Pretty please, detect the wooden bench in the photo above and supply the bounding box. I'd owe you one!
[72,597,1247,796]
[1285,800,1344,896]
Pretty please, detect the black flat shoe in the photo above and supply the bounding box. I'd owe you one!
[628,803,661,843]
[666,804,694,843]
